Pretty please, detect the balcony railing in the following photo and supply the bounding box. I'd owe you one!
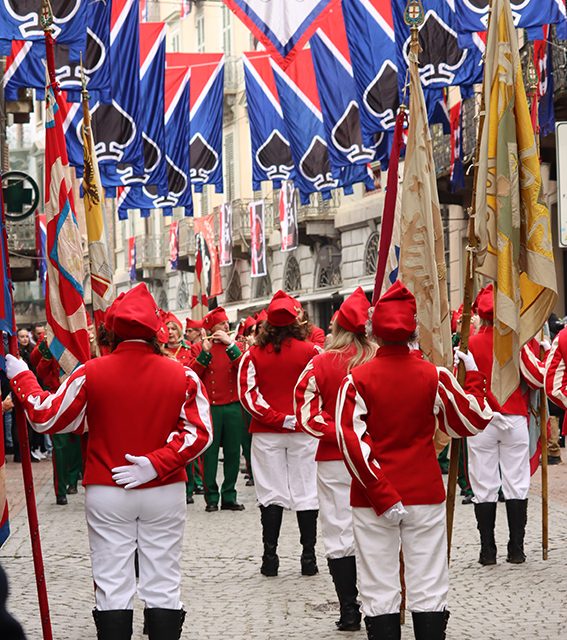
[297,191,340,223]
[127,234,166,269]
[178,217,195,258]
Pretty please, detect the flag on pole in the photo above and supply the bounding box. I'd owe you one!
[44,78,90,375]
[474,0,557,404]
[194,214,223,297]
[82,92,114,329]
[128,237,137,283]
[169,221,179,271]
[279,181,299,252]
[449,100,465,193]
[398,20,452,368]
[219,203,233,267]
[250,200,267,277]
[192,236,209,321]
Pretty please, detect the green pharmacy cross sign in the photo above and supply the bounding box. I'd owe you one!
[2,171,40,221]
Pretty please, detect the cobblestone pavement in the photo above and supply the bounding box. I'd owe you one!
[1,456,566,640]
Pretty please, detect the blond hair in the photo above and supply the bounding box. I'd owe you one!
[326,322,377,371]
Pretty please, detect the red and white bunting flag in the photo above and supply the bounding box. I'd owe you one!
[250,200,267,277]
[219,203,233,267]
[279,181,299,252]
[44,82,90,375]
[192,235,208,320]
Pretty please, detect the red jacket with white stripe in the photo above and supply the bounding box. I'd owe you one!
[336,344,493,516]
[294,348,356,461]
[545,328,567,415]
[10,341,213,488]
[468,326,545,416]
[239,338,319,433]
[191,341,242,405]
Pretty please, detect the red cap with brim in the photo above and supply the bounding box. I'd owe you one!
[336,287,370,334]
[372,280,417,342]
[475,284,494,321]
[104,292,126,332]
[112,284,164,340]
[267,294,301,327]
[203,307,229,332]
[186,318,202,330]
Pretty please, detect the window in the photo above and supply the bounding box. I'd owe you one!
[316,244,342,288]
[222,4,232,55]
[283,256,302,292]
[196,7,205,53]
[364,232,379,276]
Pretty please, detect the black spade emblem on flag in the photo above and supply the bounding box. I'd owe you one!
[145,158,188,207]
[403,12,467,86]
[91,101,137,163]
[142,133,161,175]
[364,60,399,131]
[462,0,530,27]
[190,133,219,183]
[5,0,82,39]
[55,28,106,85]
[299,136,338,190]
[256,130,294,180]
[331,101,374,163]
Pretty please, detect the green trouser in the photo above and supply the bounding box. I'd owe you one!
[52,433,82,498]
[457,438,473,496]
[186,460,204,498]
[203,402,244,506]
[241,409,253,480]
[438,444,449,473]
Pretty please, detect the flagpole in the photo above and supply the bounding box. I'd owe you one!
[1,181,53,640]
[527,49,549,560]
[445,2,494,566]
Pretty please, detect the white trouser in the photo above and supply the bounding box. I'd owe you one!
[85,483,186,611]
[317,460,355,559]
[467,413,530,503]
[352,504,448,617]
[252,432,318,511]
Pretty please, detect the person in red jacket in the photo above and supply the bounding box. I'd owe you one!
[163,312,194,367]
[238,290,320,577]
[295,287,376,633]
[191,306,245,512]
[467,284,547,567]
[6,284,213,640]
[336,281,493,640]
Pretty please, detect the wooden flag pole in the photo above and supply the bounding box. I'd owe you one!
[1,175,53,639]
[446,0,491,563]
[527,47,550,561]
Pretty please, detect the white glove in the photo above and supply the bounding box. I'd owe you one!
[282,415,297,431]
[539,339,551,353]
[5,354,29,379]
[383,501,408,525]
[111,454,158,490]
[453,348,478,372]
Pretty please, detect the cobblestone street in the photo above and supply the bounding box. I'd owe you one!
[1,457,566,640]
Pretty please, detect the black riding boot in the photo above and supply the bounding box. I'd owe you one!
[260,504,284,576]
[297,509,319,575]
[474,502,497,565]
[364,613,401,640]
[412,610,450,640]
[92,609,133,640]
[143,608,186,640]
[327,556,361,631]
[506,499,528,564]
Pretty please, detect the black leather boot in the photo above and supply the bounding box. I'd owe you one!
[506,499,528,564]
[297,509,319,575]
[260,504,284,576]
[412,610,450,640]
[143,608,186,640]
[474,502,497,565]
[92,609,133,640]
[327,556,361,631]
[364,613,401,640]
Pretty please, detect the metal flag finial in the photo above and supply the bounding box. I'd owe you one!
[404,0,424,30]
[527,44,538,94]
[80,51,89,100]
[40,0,54,33]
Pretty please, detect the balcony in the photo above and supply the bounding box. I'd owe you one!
[126,234,166,270]
[297,191,340,223]
[6,216,37,281]
[177,217,195,259]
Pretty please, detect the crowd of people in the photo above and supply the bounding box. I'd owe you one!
[2,280,566,640]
